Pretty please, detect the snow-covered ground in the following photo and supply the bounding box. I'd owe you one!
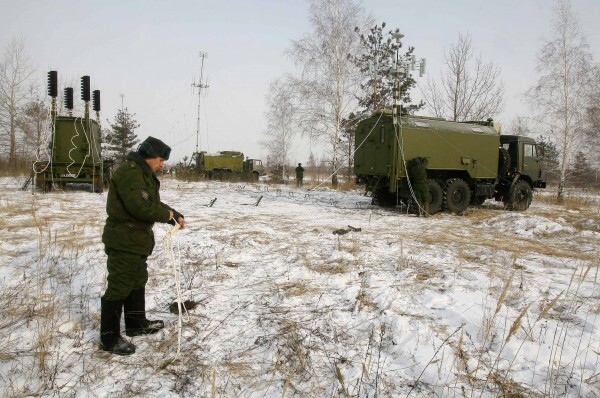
[0,176,598,397]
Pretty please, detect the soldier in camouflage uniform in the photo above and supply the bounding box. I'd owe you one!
[100,136,185,355]
[295,163,305,187]
[408,157,430,217]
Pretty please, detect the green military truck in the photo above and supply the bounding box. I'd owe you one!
[354,111,546,214]
[193,150,264,181]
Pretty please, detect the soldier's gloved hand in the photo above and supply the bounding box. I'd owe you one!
[173,211,185,229]
[168,211,185,228]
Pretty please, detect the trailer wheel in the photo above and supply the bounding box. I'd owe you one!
[444,178,471,213]
[504,180,532,211]
[428,180,443,214]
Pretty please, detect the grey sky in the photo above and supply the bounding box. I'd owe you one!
[1,0,599,163]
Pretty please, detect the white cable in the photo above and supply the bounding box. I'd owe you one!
[67,117,91,178]
[32,107,57,192]
[393,116,426,215]
[163,223,188,356]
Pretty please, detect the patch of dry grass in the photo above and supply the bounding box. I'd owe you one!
[306,260,350,274]
[536,189,600,208]
[421,222,595,263]
[277,280,322,298]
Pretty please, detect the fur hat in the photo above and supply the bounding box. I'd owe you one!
[138,136,171,160]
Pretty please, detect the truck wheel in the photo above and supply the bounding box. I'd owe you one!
[428,180,443,214]
[444,178,471,213]
[504,180,532,211]
[498,147,511,176]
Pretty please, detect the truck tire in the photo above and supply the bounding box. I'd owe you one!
[444,178,471,213]
[498,147,511,176]
[504,180,532,211]
[428,180,443,214]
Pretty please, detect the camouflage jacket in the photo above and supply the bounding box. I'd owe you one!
[102,152,182,255]
[409,160,428,189]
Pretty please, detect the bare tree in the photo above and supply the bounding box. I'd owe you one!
[526,0,595,201]
[287,0,372,186]
[261,77,298,181]
[0,38,36,170]
[507,116,532,136]
[584,65,600,167]
[17,94,48,160]
[421,33,505,122]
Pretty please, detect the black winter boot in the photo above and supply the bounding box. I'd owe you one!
[124,287,164,337]
[100,298,136,355]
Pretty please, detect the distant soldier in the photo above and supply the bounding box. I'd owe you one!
[100,136,185,355]
[408,157,430,216]
[295,163,305,187]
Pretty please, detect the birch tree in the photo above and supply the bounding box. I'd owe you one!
[0,38,36,169]
[421,33,504,122]
[287,0,372,186]
[584,65,600,166]
[526,0,595,201]
[262,77,297,180]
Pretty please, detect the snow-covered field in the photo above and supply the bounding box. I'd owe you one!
[0,176,598,397]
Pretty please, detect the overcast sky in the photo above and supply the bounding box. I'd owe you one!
[1,0,599,164]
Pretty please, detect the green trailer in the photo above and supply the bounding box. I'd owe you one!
[26,71,111,193]
[354,111,546,213]
[33,116,110,193]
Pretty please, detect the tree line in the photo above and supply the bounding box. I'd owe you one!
[0,38,141,173]
[262,0,599,198]
[1,0,598,199]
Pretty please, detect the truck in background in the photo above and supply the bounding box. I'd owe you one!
[193,150,265,181]
[354,111,546,214]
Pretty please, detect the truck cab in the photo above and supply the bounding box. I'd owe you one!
[500,135,546,188]
[245,158,265,176]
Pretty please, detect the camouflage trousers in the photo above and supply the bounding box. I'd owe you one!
[103,248,149,301]
[413,185,430,207]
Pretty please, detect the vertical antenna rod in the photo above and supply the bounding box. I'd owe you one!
[191,51,209,153]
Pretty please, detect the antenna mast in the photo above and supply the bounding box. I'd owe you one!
[191,51,209,153]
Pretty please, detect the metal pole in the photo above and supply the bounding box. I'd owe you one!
[193,52,208,153]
